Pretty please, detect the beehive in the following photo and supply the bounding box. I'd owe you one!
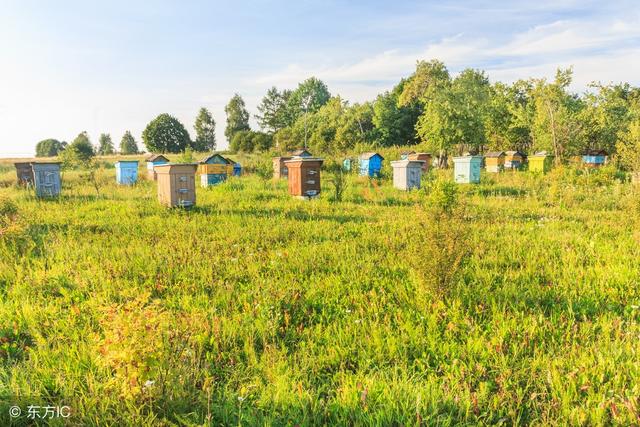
[400,151,416,160]
[407,152,432,172]
[115,160,139,185]
[582,149,608,168]
[284,157,323,198]
[505,151,525,170]
[145,154,170,180]
[359,152,384,177]
[273,156,292,179]
[155,164,197,207]
[198,154,232,187]
[14,162,34,186]
[342,158,355,172]
[391,160,424,190]
[453,156,483,184]
[291,149,313,158]
[528,151,554,173]
[484,151,506,173]
[32,162,62,197]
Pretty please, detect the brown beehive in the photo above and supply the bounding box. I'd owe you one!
[407,152,432,172]
[14,162,34,186]
[484,151,506,173]
[273,156,292,179]
[284,157,324,198]
[154,163,198,207]
[145,154,170,180]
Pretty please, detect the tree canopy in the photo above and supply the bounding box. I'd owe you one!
[97,133,115,155]
[224,94,250,142]
[35,139,66,157]
[142,114,191,153]
[193,107,216,152]
[120,131,139,154]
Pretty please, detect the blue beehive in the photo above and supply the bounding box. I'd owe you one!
[115,160,139,185]
[342,158,354,172]
[32,162,62,197]
[198,153,232,187]
[359,152,384,177]
[146,154,169,180]
[453,156,483,184]
[582,149,607,168]
[232,163,242,177]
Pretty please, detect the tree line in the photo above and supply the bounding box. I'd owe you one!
[35,59,640,173]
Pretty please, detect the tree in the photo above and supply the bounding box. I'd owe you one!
[616,102,640,173]
[230,130,254,153]
[373,79,421,146]
[414,68,490,166]
[142,114,191,153]
[67,131,95,163]
[398,59,450,107]
[35,139,65,157]
[120,131,139,154]
[256,87,291,133]
[531,68,584,162]
[286,77,331,125]
[193,107,216,152]
[224,94,250,142]
[97,133,115,155]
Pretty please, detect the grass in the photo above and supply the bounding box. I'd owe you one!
[0,158,639,425]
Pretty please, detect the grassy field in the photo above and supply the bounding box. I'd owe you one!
[1,157,640,425]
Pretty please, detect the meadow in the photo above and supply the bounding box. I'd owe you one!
[0,155,639,426]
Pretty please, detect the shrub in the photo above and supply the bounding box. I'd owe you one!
[409,179,470,297]
[325,160,348,202]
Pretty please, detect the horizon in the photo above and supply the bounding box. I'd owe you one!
[1,0,639,157]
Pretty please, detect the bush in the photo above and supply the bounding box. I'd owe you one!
[325,160,348,202]
[409,179,470,297]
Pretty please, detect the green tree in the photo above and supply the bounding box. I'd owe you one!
[286,77,331,125]
[68,131,95,163]
[142,114,191,153]
[256,87,291,133]
[252,132,273,151]
[531,68,584,161]
[97,133,115,155]
[335,102,377,151]
[414,68,490,165]
[193,107,216,152]
[616,102,640,173]
[230,130,254,152]
[120,131,139,154]
[373,79,421,146]
[224,94,250,142]
[35,139,65,157]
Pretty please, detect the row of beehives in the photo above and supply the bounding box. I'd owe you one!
[12,149,610,206]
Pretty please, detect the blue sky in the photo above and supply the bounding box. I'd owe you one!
[1,0,639,157]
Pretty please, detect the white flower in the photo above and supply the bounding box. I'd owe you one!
[143,380,155,388]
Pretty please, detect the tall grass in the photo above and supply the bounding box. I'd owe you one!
[0,160,639,425]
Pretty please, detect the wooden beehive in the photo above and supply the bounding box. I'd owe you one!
[14,162,34,186]
[359,152,384,177]
[528,151,554,173]
[32,162,62,197]
[400,151,416,160]
[582,149,608,168]
[505,151,525,170]
[291,149,313,158]
[391,160,424,190]
[115,161,139,185]
[484,151,506,173]
[146,154,170,180]
[407,152,431,172]
[273,156,292,179]
[284,157,324,198]
[198,154,232,187]
[155,163,198,207]
[453,156,483,184]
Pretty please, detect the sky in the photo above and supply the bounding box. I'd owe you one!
[1,0,639,157]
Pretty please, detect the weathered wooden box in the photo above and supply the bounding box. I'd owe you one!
[391,160,424,190]
[485,151,506,173]
[115,160,139,185]
[273,156,292,179]
[155,164,197,207]
[359,152,384,177]
[32,162,62,197]
[453,156,483,184]
[14,162,34,186]
[146,154,170,180]
[285,157,324,198]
